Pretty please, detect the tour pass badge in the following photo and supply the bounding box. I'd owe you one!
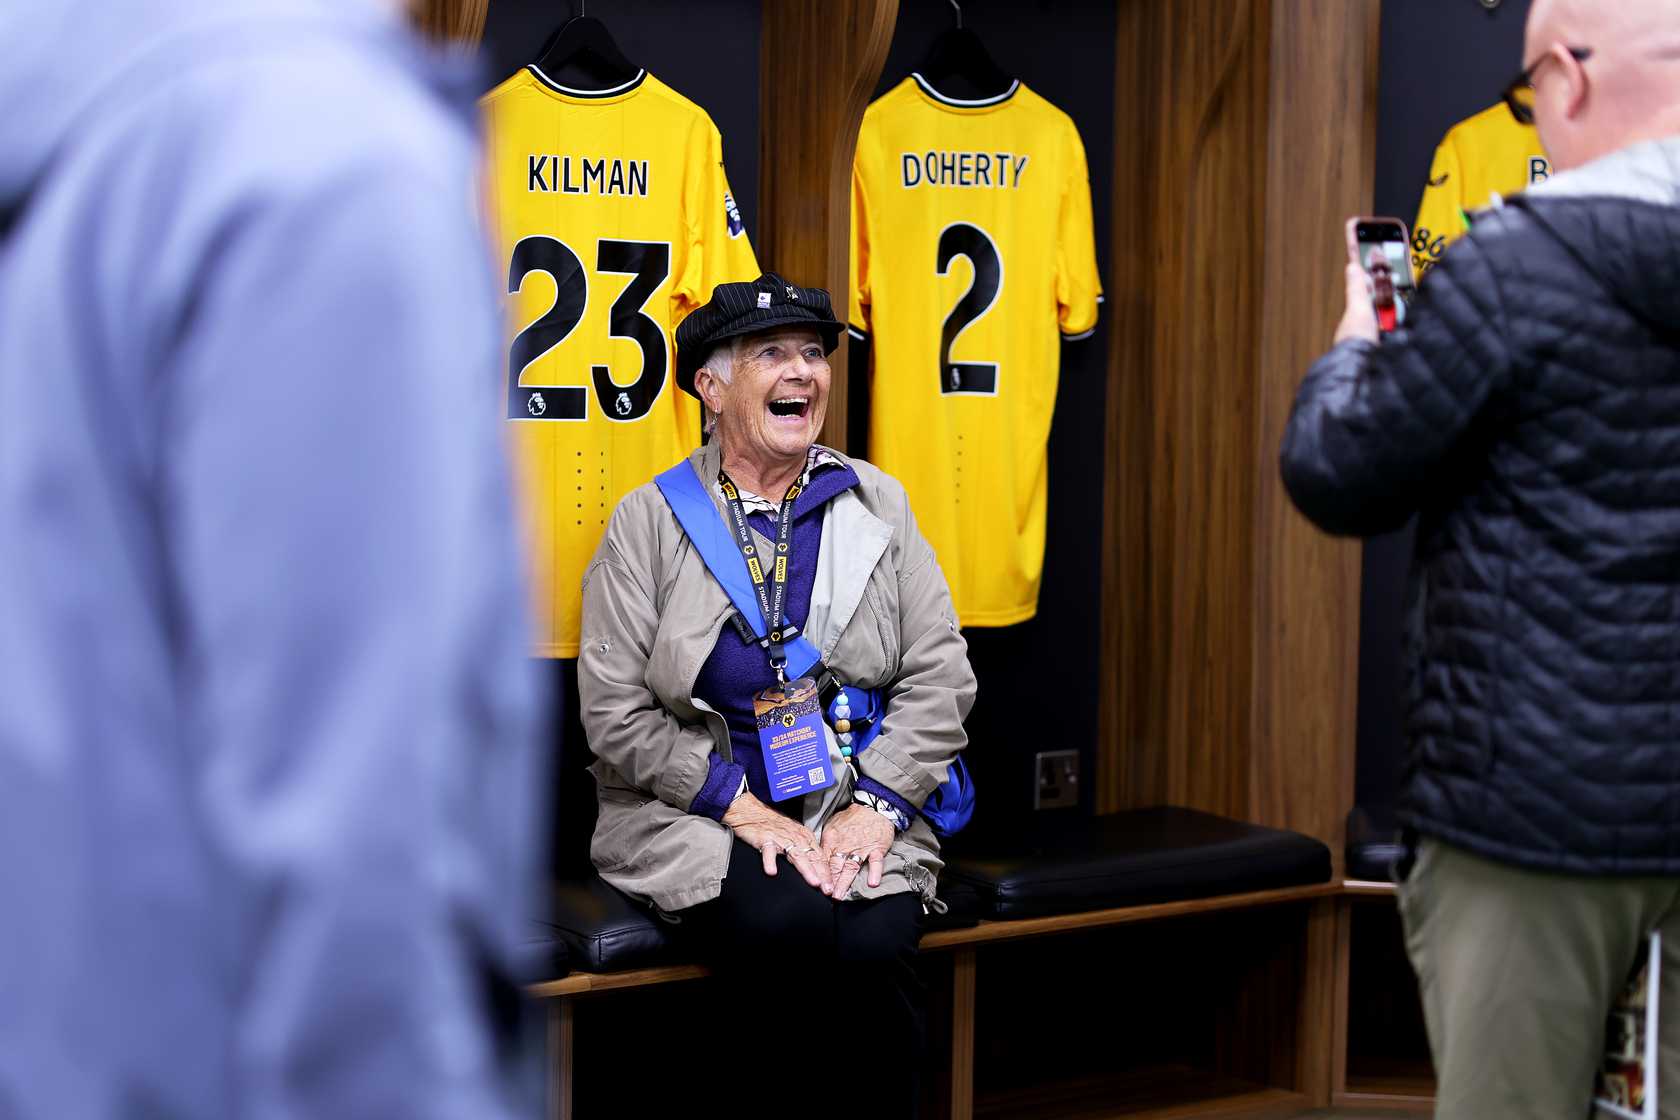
[754,676,835,802]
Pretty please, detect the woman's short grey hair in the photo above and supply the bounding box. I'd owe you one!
[698,337,738,436]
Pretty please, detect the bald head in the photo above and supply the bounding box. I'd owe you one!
[1528,0,1680,50]
[1525,0,1680,170]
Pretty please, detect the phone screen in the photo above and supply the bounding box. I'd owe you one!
[1354,220,1416,332]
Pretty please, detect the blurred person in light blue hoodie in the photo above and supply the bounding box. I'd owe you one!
[0,2,548,1117]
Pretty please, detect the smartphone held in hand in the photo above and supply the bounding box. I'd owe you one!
[1346,217,1417,333]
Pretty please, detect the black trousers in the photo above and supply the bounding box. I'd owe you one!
[671,839,927,1119]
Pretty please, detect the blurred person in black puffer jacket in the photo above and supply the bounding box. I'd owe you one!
[1281,1,1680,1115]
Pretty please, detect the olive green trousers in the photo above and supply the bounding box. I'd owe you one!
[1399,836,1680,1119]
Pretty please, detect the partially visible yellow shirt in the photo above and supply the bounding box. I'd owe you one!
[1412,102,1550,278]
[849,77,1102,628]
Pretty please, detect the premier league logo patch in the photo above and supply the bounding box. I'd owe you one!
[527,391,546,417]
[724,192,745,238]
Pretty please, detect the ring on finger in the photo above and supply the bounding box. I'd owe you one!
[846,852,865,865]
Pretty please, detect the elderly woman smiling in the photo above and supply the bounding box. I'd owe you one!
[578,273,974,1113]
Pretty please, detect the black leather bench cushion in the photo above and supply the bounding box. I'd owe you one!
[539,809,1325,971]
[941,807,1332,920]
[537,876,676,973]
[925,874,982,933]
[1345,805,1404,882]
[518,930,571,984]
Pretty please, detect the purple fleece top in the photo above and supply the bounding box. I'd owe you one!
[689,461,914,827]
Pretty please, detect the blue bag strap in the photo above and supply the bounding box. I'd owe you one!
[837,683,974,836]
[652,459,979,831]
[654,460,821,679]
[922,759,975,836]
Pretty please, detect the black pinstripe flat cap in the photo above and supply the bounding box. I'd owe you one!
[674,272,844,397]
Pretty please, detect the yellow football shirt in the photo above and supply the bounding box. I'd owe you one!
[1412,101,1549,278]
[849,76,1102,627]
[481,67,759,656]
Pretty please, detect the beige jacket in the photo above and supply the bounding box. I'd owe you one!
[578,441,976,912]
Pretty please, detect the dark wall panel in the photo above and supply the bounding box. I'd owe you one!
[1358,0,1530,813]
[861,0,1117,827]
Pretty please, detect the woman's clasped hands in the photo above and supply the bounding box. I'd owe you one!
[722,793,895,898]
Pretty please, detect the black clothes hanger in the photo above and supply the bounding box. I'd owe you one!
[530,2,640,92]
[914,0,1015,103]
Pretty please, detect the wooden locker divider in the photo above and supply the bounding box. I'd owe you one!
[757,0,899,454]
[1098,0,1376,862]
[1099,0,1380,1106]
[1251,0,1378,879]
[1102,0,1273,826]
[416,0,490,46]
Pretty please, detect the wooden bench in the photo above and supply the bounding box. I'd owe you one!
[1329,879,1435,1112]
[530,880,1343,1120]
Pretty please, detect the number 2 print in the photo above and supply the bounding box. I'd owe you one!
[936,222,1002,395]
